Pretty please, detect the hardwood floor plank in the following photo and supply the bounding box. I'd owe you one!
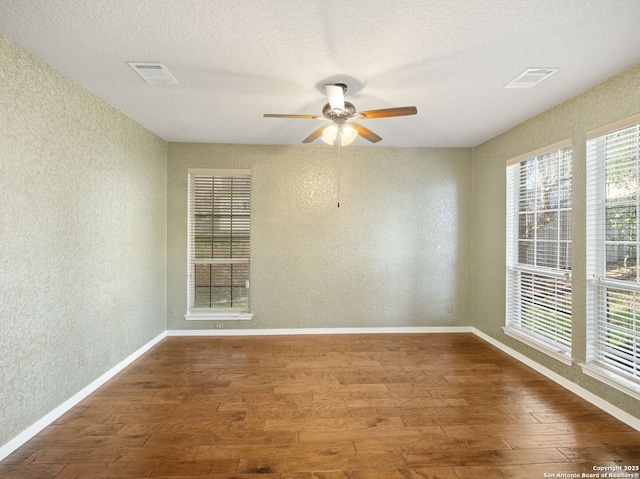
[354,434,511,455]
[237,453,407,474]
[15,433,150,451]
[247,405,379,421]
[2,333,638,479]
[344,397,469,409]
[142,430,299,448]
[502,431,640,449]
[150,475,281,479]
[147,458,238,477]
[334,370,438,385]
[405,447,569,467]
[417,412,541,427]
[377,404,508,418]
[194,440,356,460]
[217,397,345,412]
[532,411,623,423]
[442,422,581,438]
[264,416,405,432]
[281,384,390,400]
[0,464,65,479]
[19,446,146,465]
[54,461,156,479]
[298,425,445,444]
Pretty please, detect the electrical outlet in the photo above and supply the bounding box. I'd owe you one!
[215,323,223,329]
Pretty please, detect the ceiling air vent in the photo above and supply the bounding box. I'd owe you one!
[128,62,178,84]
[504,68,559,88]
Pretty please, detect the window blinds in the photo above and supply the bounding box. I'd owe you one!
[506,143,573,355]
[587,117,640,383]
[188,170,251,312]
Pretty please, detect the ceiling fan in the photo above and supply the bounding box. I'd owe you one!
[264,83,417,145]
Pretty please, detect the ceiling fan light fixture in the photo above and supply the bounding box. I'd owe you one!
[321,123,339,145]
[321,123,358,146]
[340,123,358,146]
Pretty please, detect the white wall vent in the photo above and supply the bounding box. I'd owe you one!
[128,62,178,84]
[504,68,559,88]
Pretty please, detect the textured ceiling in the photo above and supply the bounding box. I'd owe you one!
[1,0,639,147]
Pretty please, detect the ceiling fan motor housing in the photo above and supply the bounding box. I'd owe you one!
[323,101,356,120]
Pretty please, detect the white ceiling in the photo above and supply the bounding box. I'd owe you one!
[1,0,639,147]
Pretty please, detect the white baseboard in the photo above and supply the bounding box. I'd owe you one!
[166,326,474,336]
[472,327,640,432]
[0,331,167,462]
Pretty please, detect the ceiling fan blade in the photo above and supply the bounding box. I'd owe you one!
[325,84,345,112]
[264,113,322,119]
[302,125,326,143]
[358,106,417,119]
[354,123,382,143]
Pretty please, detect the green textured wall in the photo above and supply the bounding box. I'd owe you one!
[472,64,640,418]
[167,143,473,331]
[0,34,167,446]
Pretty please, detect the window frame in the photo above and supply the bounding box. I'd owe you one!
[584,113,640,399]
[184,168,253,321]
[505,139,574,364]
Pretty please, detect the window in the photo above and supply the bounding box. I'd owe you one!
[586,113,640,396]
[506,140,573,363]
[185,169,252,321]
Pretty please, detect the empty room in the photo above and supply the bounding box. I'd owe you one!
[1,1,640,478]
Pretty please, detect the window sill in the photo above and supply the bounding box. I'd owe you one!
[184,311,253,321]
[580,362,640,401]
[502,326,572,365]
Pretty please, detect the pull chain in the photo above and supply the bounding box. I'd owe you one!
[337,141,341,208]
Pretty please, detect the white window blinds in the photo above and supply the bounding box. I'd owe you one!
[506,142,573,359]
[587,115,640,387]
[187,170,251,318]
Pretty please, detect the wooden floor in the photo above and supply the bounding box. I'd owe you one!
[2,333,640,479]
